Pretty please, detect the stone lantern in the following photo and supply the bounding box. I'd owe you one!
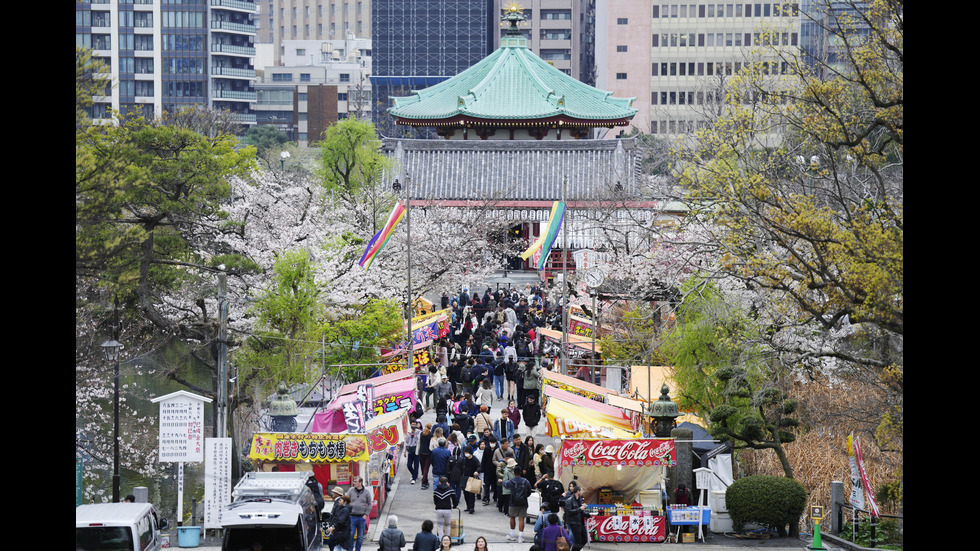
[648,383,680,437]
[269,382,299,432]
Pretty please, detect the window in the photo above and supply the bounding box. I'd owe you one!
[617,18,628,24]
[616,45,628,52]
[616,72,627,80]
[300,73,311,82]
[272,73,293,82]
[339,73,350,83]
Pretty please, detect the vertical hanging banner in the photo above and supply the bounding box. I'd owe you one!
[359,202,406,270]
[357,384,375,422]
[848,433,880,517]
[520,201,566,271]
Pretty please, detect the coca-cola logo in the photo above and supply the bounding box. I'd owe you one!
[586,515,665,542]
[560,439,676,467]
[563,441,587,460]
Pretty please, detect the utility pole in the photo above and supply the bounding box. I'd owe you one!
[217,270,228,438]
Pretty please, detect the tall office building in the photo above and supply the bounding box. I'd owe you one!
[269,1,372,65]
[491,0,596,85]
[371,0,493,136]
[596,1,800,137]
[75,0,258,124]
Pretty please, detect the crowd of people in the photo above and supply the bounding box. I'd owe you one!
[327,285,597,551]
[335,480,588,551]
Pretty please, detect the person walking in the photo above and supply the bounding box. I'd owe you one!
[418,423,434,489]
[379,515,406,551]
[522,360,541,406]
[503,461,532,543]
[325,494,351,551]
[493,409,514,442]
[561,483,588,551]
[412,520,439,551]
[460,445,481,513]
[522,395,541,437]
[430,438,452,487]
[347,476,373,551]
[406,421,422,485]
[498,457,516,516]
[432,477,458,539]
[540,513,571,551]
[473,403,493,435]
[480,436,499,506]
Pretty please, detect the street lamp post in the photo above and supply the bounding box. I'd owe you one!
[101,339,124,502]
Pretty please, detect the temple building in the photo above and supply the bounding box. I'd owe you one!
[382,6,681,276]
[388,6,636,141]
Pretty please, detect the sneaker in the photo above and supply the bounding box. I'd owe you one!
[506,534,516,541]
[410,479,416,485]
[518,536,524,543]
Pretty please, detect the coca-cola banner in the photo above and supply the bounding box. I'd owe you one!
[585,514,666,543]
[559,439,676,468]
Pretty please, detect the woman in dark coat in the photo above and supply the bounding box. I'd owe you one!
[325,495,351,551]
[460,445,482,513]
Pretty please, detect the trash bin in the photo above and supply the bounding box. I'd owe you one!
[177,526,201,548]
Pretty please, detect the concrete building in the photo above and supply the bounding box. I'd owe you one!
[255,37,373,145]
[596,1,801,137]
[268,0,372,65]
[76,0,258,124]
[491,0,597,85]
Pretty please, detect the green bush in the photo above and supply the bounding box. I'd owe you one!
[725,475,807,537]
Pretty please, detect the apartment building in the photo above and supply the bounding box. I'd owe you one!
[75,0,258,124]
[596,1,800,137]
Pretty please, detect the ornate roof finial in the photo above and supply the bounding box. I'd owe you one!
[501,3,526,37]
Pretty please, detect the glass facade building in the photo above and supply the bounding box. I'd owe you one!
[371,0,492,136]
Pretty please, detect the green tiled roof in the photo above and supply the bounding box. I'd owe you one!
[389,36,637,127]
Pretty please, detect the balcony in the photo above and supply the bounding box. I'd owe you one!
[213,89,257,101]
[211,43,256,57]
[211,19,257,35]
[212,65,256,79]
[210,0,258,13]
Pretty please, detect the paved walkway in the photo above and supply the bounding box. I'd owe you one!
[179,382,827,551]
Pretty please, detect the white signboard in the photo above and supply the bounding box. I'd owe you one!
[204,438,233,529]
[152,391,212,463]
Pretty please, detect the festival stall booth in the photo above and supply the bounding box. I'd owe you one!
[542,386,640,439]
[556,438,676,543]
[540,373,675,543]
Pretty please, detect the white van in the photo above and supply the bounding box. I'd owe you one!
[76,502,170,551]
[221,471,322,551]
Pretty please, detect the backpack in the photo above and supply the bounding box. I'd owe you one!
[509,477,530,505]
[493,361,504,376]
[447,447,462,482]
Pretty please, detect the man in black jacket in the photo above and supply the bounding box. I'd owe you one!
[521,395,541,437]
[432,477,458,539]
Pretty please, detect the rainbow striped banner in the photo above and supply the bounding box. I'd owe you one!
[359,202,406,270]
[520,201,566,271]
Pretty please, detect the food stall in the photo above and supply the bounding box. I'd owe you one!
[542,386,640,439]
[556,438,676,543]
[314,369,419,430]
[248,408,410,525]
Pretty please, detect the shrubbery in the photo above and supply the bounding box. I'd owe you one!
[725,475,807,537]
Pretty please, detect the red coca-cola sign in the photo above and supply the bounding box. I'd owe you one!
[585,514,666,543]
[559,439,676,467]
